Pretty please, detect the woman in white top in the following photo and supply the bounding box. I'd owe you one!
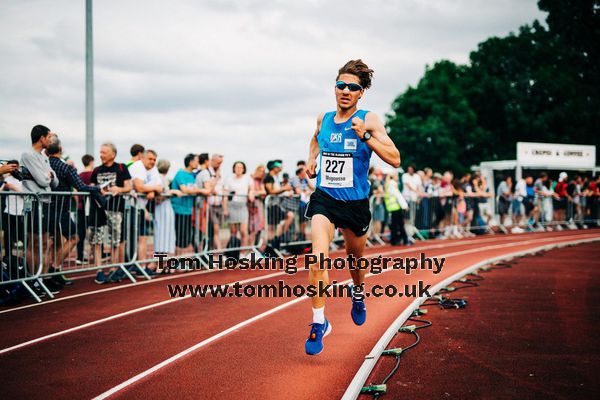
[540,178,555,228]
[2,163,25,255]
[224,161,253,247]
[153,160,182,259]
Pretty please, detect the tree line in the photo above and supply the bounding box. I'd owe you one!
[386,0,599,174]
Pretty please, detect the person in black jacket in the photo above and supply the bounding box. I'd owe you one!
[47,137,100,287]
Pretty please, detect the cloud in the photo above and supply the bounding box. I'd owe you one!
[0,0,546,174]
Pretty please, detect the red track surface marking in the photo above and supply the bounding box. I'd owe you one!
[0,230,598,400]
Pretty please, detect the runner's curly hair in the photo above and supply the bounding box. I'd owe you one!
[336,59,373,90]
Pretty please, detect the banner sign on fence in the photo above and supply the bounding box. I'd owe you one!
[516,142,596,168]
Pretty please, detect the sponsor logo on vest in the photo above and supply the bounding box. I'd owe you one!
[330,133,342,143]
[344,138,357,151]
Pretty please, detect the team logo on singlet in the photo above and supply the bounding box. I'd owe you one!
[344,138,357,151]
[330,133,342,143]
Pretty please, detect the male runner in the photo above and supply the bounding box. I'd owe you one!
[304,60,401,355]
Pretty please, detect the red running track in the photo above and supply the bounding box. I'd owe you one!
[0,229,598,399]
[362,242,600,399]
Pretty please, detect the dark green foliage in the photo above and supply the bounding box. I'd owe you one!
[387,1,600,174]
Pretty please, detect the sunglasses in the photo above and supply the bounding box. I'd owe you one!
[335,81,363,92]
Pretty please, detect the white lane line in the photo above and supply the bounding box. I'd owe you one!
[0,270,287,356]
[0,232,592,357]
[0,233,556,315]
[341,236,600,400]
[91,233,600,400]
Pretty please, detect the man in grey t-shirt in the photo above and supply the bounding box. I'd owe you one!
[19,125,62,292]
[20,125,58,198]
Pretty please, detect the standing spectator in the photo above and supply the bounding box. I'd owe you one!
[459,173,475,234]
[401,165,424,224]
[368,168,386,241]
[264,160,294,247]
[192,152,210,252]
[512,176,527,231]
[76,154,95,264]
[539,176,556,229]
[522,175,539,228]
[422,167,433,193]
[473,174,493,226]
[496,175,512,228]
[533,172,548,226]
[47,137,100,286]
[20,125,59,291]
[581,176,593,225]
[553,172,570,226]
[427,172,445,234]
[588,176,600,227]
[2,161,25,266]
[129,150,163,274]
[90,142,132,284]
[126,144,144,168]
[195,153,210,177]
[224,161,253,248]
[154,160,182,263]
[248,164,267,247]
[438,170,455,237]
[570,175,584,225]
[196,154,224,249]
[384,173,409,246]
[290,166,314,240]
[451,179,467,237]
[171,154,208,255]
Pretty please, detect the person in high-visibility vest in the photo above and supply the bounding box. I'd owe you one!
[384,173,409,246]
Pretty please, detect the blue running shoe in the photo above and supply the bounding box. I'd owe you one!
[351,298,366,325]
[305,319,332,355]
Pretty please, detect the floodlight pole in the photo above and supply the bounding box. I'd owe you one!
[85,0,94,155]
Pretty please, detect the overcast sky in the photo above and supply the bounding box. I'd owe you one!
[0,0,546,176]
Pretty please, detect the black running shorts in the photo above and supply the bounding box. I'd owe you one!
[305,188,371,237]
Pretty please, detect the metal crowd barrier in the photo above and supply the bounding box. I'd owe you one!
[0,192,44,301]
[31,191,141,284]
[3,186,598,305]
[392,194,600,240]
[526,195,600,230]
[263,193,348,256]
[128,193,210,273]
[197,193,267,259]
[34,192,214,282]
